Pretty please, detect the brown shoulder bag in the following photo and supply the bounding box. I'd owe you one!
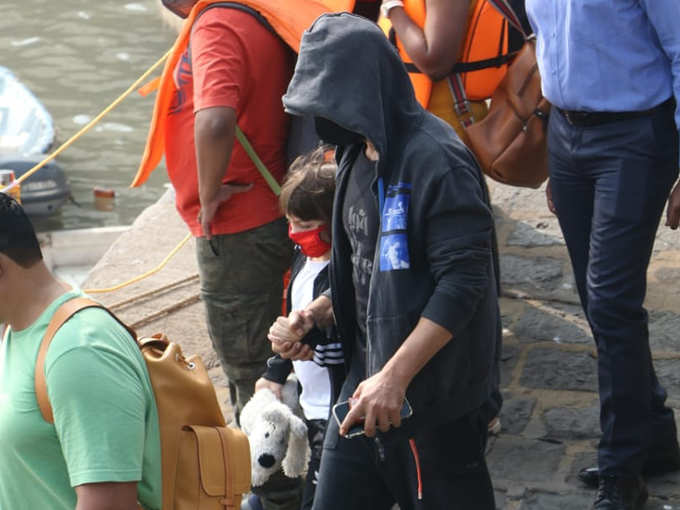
[463,0,551,189]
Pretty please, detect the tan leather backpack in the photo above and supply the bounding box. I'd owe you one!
[33,297,251,510]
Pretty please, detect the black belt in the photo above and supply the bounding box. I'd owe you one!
[557,97,675,127]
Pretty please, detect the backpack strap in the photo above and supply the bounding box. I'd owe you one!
[485,0,527,39]
[448,0,528,126]
[35,297,136,424]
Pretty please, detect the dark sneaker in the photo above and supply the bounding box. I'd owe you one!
[578,445,680,488]
[579,466,601,488]
[592,475,648,510]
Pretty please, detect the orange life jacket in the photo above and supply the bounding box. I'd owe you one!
[378,0,510,107]
[131,0,354,188]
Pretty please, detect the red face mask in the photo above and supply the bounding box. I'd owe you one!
[288,224,331,258]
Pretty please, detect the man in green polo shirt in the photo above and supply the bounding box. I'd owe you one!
[0,193,162,510]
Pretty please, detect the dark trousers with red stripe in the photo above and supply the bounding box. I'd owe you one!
[311,366,495,510]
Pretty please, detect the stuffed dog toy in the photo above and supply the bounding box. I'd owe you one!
[240,379,310,486]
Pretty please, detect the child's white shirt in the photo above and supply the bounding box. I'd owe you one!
[291,258,332,421]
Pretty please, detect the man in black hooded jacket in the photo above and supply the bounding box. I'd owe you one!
[279,12,500,510]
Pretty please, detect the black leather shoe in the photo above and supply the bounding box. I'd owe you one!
[578,446,680,488]
[592,475,648,510]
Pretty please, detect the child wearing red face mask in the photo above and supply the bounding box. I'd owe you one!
[254,146,344,510]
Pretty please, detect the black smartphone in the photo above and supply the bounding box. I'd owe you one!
[332,398,413,438]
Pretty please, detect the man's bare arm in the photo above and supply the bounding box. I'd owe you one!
[75,482,139,510]
[195,106,252,239]
[387,0,470,81]
[304,293,334,329]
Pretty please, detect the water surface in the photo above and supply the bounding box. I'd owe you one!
[0,0,176,230]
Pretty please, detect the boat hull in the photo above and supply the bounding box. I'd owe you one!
[0,156,70,216]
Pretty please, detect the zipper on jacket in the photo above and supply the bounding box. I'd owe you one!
[364,166,384,381]
[374,437,386,462]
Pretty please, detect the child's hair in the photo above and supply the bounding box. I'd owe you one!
[279,146,336,225]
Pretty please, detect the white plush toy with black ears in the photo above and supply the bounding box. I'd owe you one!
[240,378,310,487]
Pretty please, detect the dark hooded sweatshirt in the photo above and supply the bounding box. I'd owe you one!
[283,13,501,430]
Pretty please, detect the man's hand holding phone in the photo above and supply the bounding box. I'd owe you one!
[335,369,412,438]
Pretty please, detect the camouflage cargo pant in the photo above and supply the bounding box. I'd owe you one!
[196,218,293,417]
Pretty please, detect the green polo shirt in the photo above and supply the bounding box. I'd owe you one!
[0,291,162,509]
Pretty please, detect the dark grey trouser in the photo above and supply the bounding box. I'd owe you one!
[548,101,679,477]
[301,419,327,510]
[196,217,293,416]
[197,218,297,510]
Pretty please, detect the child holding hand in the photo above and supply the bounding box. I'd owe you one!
[254,147,343,510]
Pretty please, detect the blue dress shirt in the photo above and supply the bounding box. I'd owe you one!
[526,0,680,137]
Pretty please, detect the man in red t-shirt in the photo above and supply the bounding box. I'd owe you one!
[161,4,298,508]
[162,0,293,446]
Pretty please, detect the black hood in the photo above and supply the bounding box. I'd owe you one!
[282,13,423,169]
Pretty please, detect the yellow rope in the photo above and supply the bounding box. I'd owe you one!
[85,232,192,294]
[15,48,172,186]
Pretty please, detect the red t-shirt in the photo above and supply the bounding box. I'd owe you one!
[165,7,293,236]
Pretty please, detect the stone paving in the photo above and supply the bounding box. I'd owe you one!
[84,179,680,509]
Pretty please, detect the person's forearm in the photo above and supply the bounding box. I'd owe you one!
[381,316,453,389]
[388,0,470,81]
[195,106,237,204]
[75,482,139,510]
[76,502,139,510]
[306,294,334,329]
[389,7,430,66]
[338,316,453,436]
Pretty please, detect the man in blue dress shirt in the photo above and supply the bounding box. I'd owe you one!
[526,2,680,509]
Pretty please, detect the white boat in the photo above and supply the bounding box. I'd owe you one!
[0,66,55,155]
[0,67,70,216]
